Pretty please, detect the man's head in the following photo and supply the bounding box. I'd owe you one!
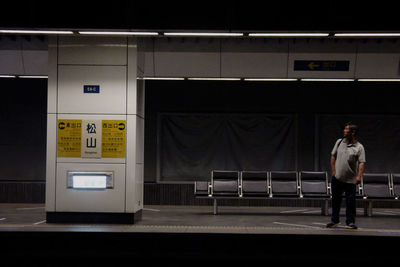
[343,122,358,138]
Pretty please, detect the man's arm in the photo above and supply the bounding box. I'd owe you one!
[330,155,336,177]
[356,162,365,184]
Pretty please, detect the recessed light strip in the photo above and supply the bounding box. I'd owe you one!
[301,78,355,81]
[0,75,16,78]
[0,30,73,35]
[79,31,159,36]
[335,33,400,37]
[187,78,242,81]
[18,75,48,79]
[244,78,298,81]
[358,79,400,82]
[143,77,185,80]
[249,33,329,37]
[140,77,400,82]
[164,32,243,37]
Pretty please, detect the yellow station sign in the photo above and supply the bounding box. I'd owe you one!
[101,120,126,158]
[57,119,82,157]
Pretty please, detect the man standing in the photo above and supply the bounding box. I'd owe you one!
[327,122,366,229]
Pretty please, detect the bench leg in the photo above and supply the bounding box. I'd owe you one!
[321,199,329,216]
[364,201,373,217]
[213,199,218,215]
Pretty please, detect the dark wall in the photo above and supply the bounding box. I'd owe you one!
[0,78,47,181]
[145,80,400,182]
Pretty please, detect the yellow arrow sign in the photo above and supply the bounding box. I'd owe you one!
[308,62,320,70]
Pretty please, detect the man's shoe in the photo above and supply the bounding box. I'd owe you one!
[345,223,358,229]
[326,222,339,228]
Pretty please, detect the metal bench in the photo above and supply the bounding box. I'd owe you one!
[196,170,331,215]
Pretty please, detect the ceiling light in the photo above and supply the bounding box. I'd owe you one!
[187,78,241,81]
[300,78,355,82]
[244,78,298,81]
[248,33,329,37]
[0,75,16,78]
[163,32,243,37]
[0,30,73,35]
[334,33,400,37]
[142,77,185,80]
[18,75,48,79]
[357,79,400,82]
[79,31,159,36]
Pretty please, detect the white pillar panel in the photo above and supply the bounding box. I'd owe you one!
[58,36,127,65]
[221,39,289,78]
[135,163,144,211]
[45,113,57,211]
[136,116,144,165]
[48,37,58,114]
[125,115,137,212]
[55,163,126,212]
[127,38,138,115]
[125,115,144,212]
[57,65,127,114]
[136,76,145,118]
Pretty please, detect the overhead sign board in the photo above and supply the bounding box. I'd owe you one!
[294,60,350,71]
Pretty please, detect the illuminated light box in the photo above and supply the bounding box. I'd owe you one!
[67,172,114,189]
[72,175,107,189]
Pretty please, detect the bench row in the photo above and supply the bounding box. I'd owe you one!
[194,171,400,200]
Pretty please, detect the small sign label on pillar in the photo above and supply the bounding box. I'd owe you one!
[83,85,100,94]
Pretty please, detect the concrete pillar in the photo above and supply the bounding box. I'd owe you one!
[45,36,144,223]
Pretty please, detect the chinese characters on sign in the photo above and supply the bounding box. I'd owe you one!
[102,120,126,158]
[57,119,126,158]
[82,120,101,158]
[57,120,82,157]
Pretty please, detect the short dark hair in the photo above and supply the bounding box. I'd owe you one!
[345,122,358,136]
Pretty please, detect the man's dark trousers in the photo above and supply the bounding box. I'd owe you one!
[331,176,356,225]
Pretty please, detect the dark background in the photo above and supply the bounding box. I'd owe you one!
[2,79,400,182]
[0,78,47,181]
[1,1,400,31]
[145,80,400,182]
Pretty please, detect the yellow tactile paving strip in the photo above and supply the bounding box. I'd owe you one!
[1,223,400,236]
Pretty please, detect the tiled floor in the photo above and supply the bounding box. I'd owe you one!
[1,203,400,237]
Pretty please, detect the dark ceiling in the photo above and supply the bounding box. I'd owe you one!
[1,1,399,31]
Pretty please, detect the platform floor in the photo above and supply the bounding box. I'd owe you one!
[1,204,400,264]
[0,203,400,236]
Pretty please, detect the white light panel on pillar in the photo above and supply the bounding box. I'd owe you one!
[72,175,107,189]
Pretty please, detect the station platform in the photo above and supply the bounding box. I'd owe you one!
[1,203,399,264]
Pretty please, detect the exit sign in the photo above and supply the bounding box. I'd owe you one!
[294,60,350,71]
